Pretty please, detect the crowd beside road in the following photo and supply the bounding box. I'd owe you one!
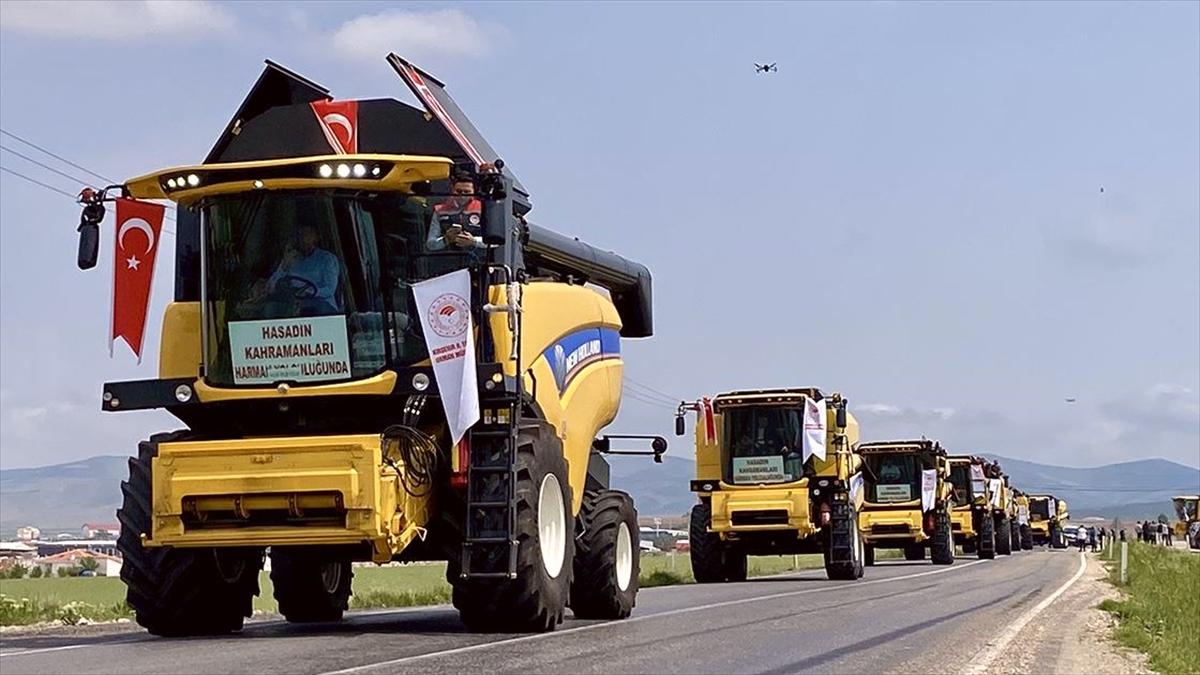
[1131,520,1175,547]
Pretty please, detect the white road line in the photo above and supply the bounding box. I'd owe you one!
[322,558,989,675]
[959,552,1087,675]
[0,644,90,658]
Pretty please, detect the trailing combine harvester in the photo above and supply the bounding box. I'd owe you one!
[857,439,955,565]
[983,461,1015,556]
[72,55,666,635]
[676,389,866,581]
[1028,494,1068,548]
[947,455,996,559]
[1172,495,1200,549]
[1012,489,1033,550]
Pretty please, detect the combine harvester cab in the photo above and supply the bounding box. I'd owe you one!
[1028,494,1067,548]
[1173,496,1200,549]
[72,55,665,636]
[947,455,997,559]
[676,389,866,581]
[857,439,955,565]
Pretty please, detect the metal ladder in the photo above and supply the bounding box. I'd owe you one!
[460,402,520,578]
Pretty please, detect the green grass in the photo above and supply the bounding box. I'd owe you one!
[0,551,873,626]
[1099,541,1200,675]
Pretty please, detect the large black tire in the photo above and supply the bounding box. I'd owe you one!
[864,545,876,567]
[1020,525,1033,550]
[117,432,263,636]
[995,514,1012,555]
[451,426,574,632]
[1010,520,1021,553]
[1050,523,1066,549]
[824,503,864,580]
[269,549,352,623]
[978,511,996,560]
[931,510,955,565]
[689,501,737,583]
[904,543,925,561]
[570,490,639,620]
[724,548,748,582]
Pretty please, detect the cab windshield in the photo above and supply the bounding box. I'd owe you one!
[201,190,477,386]
[865,453,922,504]
[1030,499,1050,520]
[949,463,972,506]
[722,406,805,485]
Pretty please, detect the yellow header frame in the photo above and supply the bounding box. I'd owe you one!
[124,153,453,204]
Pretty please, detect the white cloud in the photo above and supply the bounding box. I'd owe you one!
[857,403,902,416]
[330,9,496,64]
[0,1,234,40]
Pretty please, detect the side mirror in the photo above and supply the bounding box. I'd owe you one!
[674,415,686,437]
[835,403,847,430]
[77,222,100,270]
[77,199,105,270]
[480,164,510,246]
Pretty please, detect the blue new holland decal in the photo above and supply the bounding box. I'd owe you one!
[544,328,621,393]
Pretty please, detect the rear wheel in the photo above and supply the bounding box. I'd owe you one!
[978,511,996,560]
[995,514,1012,555]
[269,549,352,623]
[117,432,262,636]
[571,490,639,619]
[1050,523,1065,549]
[724,548,748,582]
[864,545,876,566]
[451,427,574,632]
[930,510,955,565]
[903,543,925,561]
[1010,521,1021,552]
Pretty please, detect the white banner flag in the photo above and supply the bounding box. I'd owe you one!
[801,397,827,462]
[921,469,938,512]
[988,478,1004,508]
[849,472,864,505]
[1018,504,1029,525]
[1048,499,1057,519]
[412,269,479,444]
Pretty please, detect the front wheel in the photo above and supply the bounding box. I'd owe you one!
[690,502,740,583]
[864,545,876,567]
[1020,525,1033,550]
[825,503,864,580]
[571,490,639,620]
[978,511,996,560]
[451,427,574,632]
[930,510,955,565]
[995,514,1012,555]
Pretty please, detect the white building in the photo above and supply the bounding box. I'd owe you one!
[35,549,123,577]
[15,526,41,542]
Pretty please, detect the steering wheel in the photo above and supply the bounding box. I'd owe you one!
[276,275,319,299]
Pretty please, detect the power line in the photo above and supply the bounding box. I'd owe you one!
[0,128,117,185]
[625,376,682,404]
[1,144,99,190]
[1,164,177,234]
[0,165,78,199]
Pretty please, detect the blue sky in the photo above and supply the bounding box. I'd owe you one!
[1,1,1197,470]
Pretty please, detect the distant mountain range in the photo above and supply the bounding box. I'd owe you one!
[2,453,1197,537]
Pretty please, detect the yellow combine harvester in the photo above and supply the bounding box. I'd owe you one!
[858,440,955,565]
[1012,490,1034,550]
[1027,494,1068,548]
[73,55,665,635]
[983,462,1015,556]
[676,389,866,581]
[947,455,996,559]
[1173,495,1200,549]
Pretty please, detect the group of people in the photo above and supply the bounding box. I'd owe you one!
[1133,520,1174,546]
[1073,525,1109,552]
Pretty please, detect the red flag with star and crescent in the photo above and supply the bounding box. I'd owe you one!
[310,99,358,154]
[111,197,165,361]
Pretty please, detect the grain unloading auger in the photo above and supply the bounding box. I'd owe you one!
[73,55,665,635]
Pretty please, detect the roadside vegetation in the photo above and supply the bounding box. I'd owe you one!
[1,551,885,626]
[1099,541,1200,675]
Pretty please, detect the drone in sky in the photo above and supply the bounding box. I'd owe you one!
[1065,397,1077,403]
[755,63,777,73]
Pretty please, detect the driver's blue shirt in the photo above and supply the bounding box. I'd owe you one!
[269,248,340,305]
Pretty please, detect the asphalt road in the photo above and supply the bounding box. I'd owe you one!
[1,548,1084,675]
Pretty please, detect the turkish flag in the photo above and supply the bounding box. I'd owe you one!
[311,99,358,154]
[701,397,717,445]
[111,197,166,361]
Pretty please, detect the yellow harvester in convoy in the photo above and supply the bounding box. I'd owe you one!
[73,55,666,635]
[677,389,866,581]
[983,462,1014,556]
[1028,494,1068,548]
[858,440,955,565]
[1012,490,1034,550]
[1173,496,1200,549]
[947,455,996,559]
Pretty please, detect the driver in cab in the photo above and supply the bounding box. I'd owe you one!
[251,223,340,315]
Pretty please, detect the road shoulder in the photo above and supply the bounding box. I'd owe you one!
[983,553,1152,675]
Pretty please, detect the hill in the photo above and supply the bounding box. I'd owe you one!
[2,453,1196,536]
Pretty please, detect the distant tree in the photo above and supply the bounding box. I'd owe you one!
[3,564,27,579]
[29,565,44,578]
[78,557,100,573]
[1157,513,1170,524]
